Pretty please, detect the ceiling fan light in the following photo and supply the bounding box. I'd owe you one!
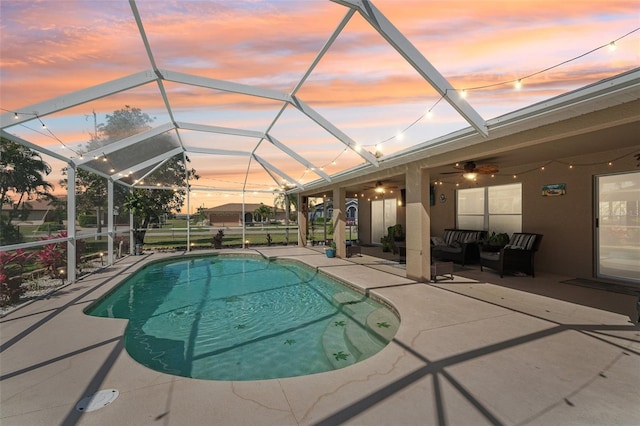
[463,172,478,180]
[374,181,385,193]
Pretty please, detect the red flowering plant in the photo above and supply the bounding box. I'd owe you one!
[0,249,32,306]
[35,231,67,278]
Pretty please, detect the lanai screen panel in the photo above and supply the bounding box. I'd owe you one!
[133,0,347,88]
[163,82,288,132]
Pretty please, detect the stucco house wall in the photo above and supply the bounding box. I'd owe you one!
[428,146,637,279]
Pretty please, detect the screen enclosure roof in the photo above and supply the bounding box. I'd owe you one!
[1,0,638,203]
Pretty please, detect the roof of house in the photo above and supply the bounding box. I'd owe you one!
[2,197,62,211]
[205,203,273,213]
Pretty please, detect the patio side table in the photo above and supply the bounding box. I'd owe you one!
[431,261,454,282]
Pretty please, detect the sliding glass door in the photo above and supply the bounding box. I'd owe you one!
[596,171,640,284]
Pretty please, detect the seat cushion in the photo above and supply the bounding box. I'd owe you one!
[435,245,462,254]
[480,251,500,260]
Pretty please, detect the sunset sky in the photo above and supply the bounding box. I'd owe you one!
[1,0,638,210]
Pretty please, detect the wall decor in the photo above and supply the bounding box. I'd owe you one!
[542,183,566,196]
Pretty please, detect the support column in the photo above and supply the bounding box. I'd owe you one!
[66,163,76,283]
[129,188,134,255]
[186,158,191,251]
[285,193,291,245]
[332,187,346,258]
[242,191,246,248]
[405,164,431,282]
[297,194,308,247]
[107,179,114,265]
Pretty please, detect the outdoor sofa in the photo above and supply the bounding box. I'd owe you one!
[431,229,487,266]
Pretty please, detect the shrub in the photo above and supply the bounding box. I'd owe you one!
[0,217,21,245]
[0,249,31,306]
[78,215,97,227]
[37,222,64,232]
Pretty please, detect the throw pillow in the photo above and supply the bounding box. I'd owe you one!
[431,236,445,246]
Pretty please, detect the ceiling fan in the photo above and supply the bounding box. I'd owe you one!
[441,161,499,180]
[364,180,400,194]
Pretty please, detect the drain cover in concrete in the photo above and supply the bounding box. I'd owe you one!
[75,389,119,412]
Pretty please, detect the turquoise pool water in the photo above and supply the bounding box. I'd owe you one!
[87,255,399,381]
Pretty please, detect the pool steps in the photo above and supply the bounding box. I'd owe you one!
[323,292,399,369]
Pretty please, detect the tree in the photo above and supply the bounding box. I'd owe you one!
[253,203,272,224]
[192,205,207,225]
[274,189,297,244]
[274,189,298,221]
[64,105,196,244]
[123,155,198,246]
[87,105,152,151]
[60,168,106,237]
[0,137,54,244]
[62,106,150,235]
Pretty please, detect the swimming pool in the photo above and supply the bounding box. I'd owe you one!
[86,255,399,381]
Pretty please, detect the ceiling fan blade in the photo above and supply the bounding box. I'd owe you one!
[476,165,499,174]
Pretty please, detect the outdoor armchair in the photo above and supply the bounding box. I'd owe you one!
[479,233,543,278]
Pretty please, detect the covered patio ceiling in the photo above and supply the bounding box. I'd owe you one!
[1,0,638,209]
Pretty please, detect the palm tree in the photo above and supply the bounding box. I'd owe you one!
[274,190,297,221]
[1,137,54,244]
[274,189,298,245]
[253,203,272,224]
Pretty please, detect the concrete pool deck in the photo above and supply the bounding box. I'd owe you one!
[1,246,638,425]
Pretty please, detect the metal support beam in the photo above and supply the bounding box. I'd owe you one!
[161,69,291,103]
[78,122,175,165]
[107,179,115,265]
[0,71,157,129]
[66,164,77,283]
[265,134,330,182]
[0,130,72,164]
[176,122,264,139]
[290,96,380,166]
[253,154,304,189]
[110,147,183,181]
[332,0,487,137]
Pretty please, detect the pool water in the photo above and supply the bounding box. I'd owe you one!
[87,255,399,380]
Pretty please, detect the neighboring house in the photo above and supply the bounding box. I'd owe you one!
[1,197,64,225]
[204,203,286,226]
[310,199,358,225]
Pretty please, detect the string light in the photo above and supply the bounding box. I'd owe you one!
[351,27,639,159]
[460,27,638,93]
[0,110,83,157]
[433,150,636,186]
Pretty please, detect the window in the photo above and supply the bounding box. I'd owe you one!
[457,183,522,234]
[371,198,397,244]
